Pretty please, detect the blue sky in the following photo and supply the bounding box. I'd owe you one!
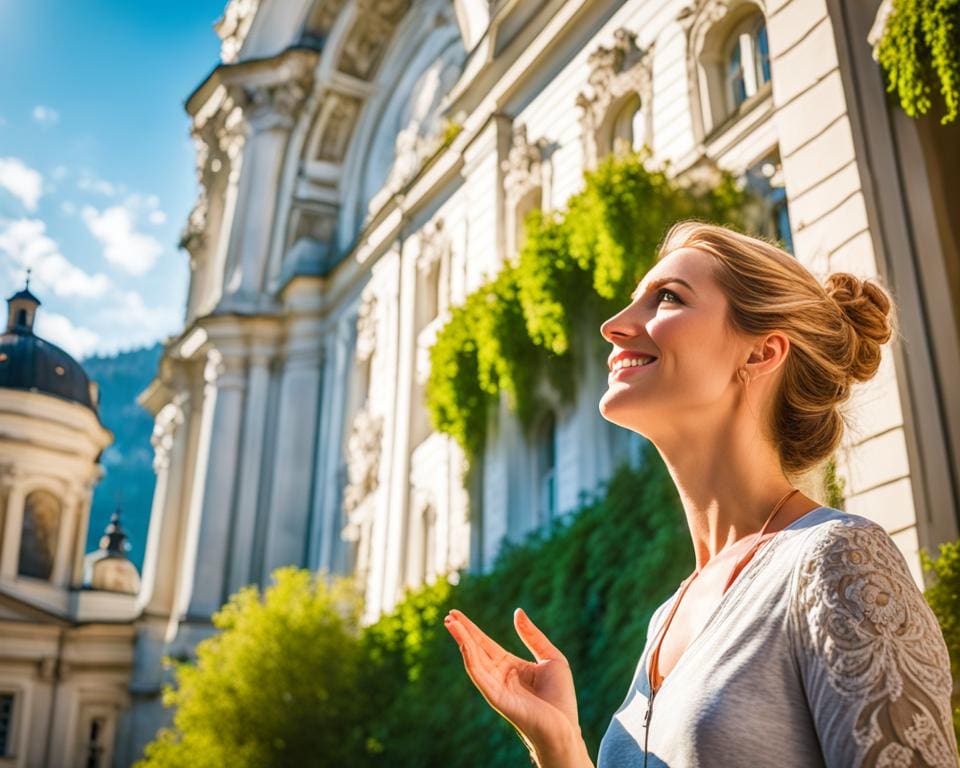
[0,0,228,358]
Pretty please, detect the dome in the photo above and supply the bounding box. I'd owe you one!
[86,509,140,595]
[0,281,99,414]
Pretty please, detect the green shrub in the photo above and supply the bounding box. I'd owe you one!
[920,538,960,741]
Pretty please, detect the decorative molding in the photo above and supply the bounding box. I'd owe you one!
[215,0,261,64]
[342,408,384,515]
[338,0,413,81]
[313,92,362,163]
[416,218,449,274]
[355,287,379,363]
[151,397,186,473]
[575,28,654,169]
[501,123,550,208]
[242,61,315,134]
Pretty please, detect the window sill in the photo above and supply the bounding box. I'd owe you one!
[702,82,774,156]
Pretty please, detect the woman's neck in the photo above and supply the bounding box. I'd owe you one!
[651,415,815,572]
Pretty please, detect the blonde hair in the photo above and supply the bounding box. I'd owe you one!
[656,220,898,477]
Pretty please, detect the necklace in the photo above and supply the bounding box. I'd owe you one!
[640,487,801,764]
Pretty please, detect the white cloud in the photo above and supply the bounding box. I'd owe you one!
[60,201,77,216]
[0,218,112,298]
[33,311,101,359]
[148,209,167,225]
[31,105,60,127]
[0,157,43,210]
[93,289,180,352]
[77,173,119,197]
[51,165,68,181]
[81,204,163,275]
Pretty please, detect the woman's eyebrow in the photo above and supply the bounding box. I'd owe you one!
[631,276,697,301]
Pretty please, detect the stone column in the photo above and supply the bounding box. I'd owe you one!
[0,474,26,579]
[221,59,314,307]
[228,346,273,594]
[183,348,247,620]
[137,394,188,616]
[261,319,324,580]
[50,487,81,587]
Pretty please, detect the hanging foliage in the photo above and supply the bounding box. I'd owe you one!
[875,0,960,124]
[426,149,749,460]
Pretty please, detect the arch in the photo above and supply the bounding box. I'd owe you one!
[682,0,770,140]
[18,490,61,580]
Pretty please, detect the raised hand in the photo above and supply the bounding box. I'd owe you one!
[444,607,591,766]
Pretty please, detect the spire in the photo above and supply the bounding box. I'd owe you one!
[99,508,132,558]
[6,270,41,334]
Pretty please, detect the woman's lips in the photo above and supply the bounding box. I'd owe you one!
[608,358,658,381]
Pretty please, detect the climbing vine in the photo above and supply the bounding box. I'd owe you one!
[875,0,960,124]
[426,149,749,459]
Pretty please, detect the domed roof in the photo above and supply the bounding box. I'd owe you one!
[0,281,99,414]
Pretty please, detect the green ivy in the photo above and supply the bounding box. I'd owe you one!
[425,150,749,460]
[920,538,960,742]
[823,455,846,510]
[876,0,960,124]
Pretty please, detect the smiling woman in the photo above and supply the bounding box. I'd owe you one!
[445,220,958,767]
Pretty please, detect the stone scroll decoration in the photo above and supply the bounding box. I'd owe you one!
[575,28,654,170]
[501,123,551,214]
[337,0,413,81]
[341,408,384,539]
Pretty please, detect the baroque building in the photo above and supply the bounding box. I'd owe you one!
[0,284,141,767]
[117,0,957,763]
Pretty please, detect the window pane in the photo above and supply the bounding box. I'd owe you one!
[0,693,13,757]
[727,41,746,109]
[755,22,771,84]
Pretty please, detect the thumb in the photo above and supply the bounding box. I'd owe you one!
[514,608,565,663]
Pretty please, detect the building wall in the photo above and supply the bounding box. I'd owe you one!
[123,0,959,760]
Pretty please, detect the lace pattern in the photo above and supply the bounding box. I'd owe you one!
[793,517,958,767]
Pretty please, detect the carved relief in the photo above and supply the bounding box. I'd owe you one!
[303,0,350,39]
[215,0,260,64]
[337,0,413,80]
[576,28,654,168]
[355,287,379,363]
[342,408,384,514]
[243,63,315,133]
[314,93,362,162]
[151,397,186,472]
[501,123,550,208]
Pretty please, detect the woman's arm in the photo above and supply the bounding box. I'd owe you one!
[445,607,596,768]
[789,518,959,767]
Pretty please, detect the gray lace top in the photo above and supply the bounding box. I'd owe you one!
[596,506,959,767]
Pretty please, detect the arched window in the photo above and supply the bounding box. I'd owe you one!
[535,413,557,525]
[723,14,770,114]
[18,490,61,580]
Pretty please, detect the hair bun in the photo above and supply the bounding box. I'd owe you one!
[824,272,894,383]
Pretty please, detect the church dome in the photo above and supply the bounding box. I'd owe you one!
[86,509,140,595]
[0,281,99,414]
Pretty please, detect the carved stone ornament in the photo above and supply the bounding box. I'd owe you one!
[355,288,378,363]
[338,0,413,80]
[416,218,448,274]
[243,65,315,134]
[151,397,186,472]
[314,92,362,163]
[575,28,654,169]
[304,0,350,38]
[215,0,260,64]
[501,123,550,207]
[342,408,384,514]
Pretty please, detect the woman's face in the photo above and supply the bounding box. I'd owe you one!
[598,246,753,439]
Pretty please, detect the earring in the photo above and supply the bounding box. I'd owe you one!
[738,366,748,384]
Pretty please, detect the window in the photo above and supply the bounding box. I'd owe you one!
[86,718,106,768]
[535,413,557,525]
[723,15,770,114]
[18,490,61,580]
[0,693,13,756]
[744,150,794,254]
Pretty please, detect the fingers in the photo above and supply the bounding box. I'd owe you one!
[445,615,509,708]
[514,608,566,664]
[447,609,514,667]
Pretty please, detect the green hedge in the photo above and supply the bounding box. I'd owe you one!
[138,442,692,767]
[921,538,960,738]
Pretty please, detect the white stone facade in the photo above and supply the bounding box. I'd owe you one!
[117,0,960,763]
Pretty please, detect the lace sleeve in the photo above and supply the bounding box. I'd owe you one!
[789,517,959,767]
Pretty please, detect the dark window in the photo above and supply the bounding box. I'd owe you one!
[18,491,61,580]
[755,21,771,85]
[727,38,747,110]
[16,309,27,326]
[0,693,14,756]
[86,717,105,768]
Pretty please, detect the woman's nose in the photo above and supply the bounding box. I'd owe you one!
[601,305,639,344]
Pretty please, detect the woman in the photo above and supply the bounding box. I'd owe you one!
[443,221,959,767]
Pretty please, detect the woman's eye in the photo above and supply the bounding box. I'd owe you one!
[657,288,681,304]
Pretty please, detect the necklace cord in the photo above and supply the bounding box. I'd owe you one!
[645,488,801,694]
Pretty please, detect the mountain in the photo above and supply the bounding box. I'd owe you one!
[81,343,163,573]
